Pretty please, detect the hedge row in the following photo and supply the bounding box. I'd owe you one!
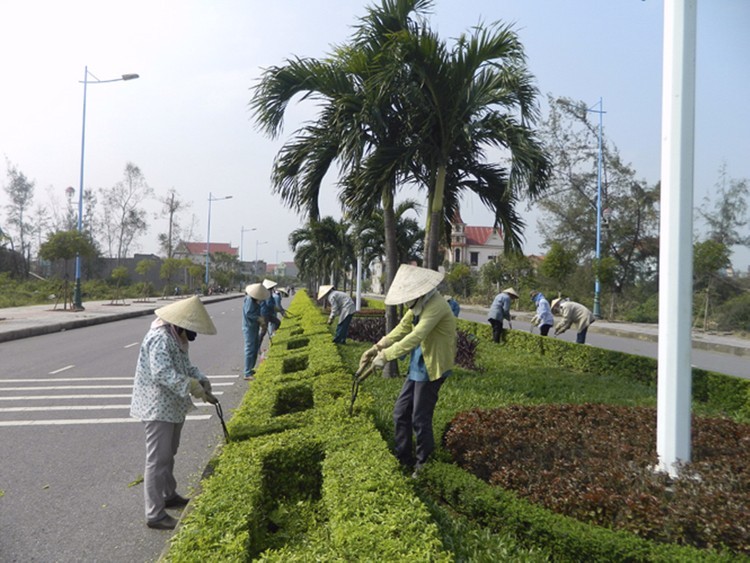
[164,291,450,561]
[457,318,750,418]
[165,292,747,561]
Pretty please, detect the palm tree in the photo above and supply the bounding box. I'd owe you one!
[352,199,425,274]
[289,217,355,292]
[389,20,551,269]
[252,0,432,375]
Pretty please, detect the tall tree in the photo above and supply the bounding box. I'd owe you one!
[158,188,191,259]
[252,0,432,371]
[697,163,750,252]
[536,96,660,294]
[3,163,35,276]
[99,162,153,262]
[390,20,550,269]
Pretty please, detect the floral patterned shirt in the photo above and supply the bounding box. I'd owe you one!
[130,325,206,423]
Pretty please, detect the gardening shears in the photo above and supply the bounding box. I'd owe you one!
[349,362,376,416]
[213,398,230,443]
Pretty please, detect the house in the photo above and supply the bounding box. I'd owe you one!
[446,211,504,269]
[174,241,238,265]
[265,261,299,279]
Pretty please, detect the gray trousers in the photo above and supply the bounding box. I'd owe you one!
[143,420,183,522]
[393,377,445,467]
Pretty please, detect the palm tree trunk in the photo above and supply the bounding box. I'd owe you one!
[425,164,447,270]
[382,186,400,379]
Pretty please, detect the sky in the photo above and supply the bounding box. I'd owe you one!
[0,0,748,271]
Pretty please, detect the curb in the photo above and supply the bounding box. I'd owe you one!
[0,294,243,344]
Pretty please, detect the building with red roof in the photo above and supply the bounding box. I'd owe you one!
[446,211,505,270]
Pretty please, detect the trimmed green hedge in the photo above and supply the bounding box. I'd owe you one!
[165,291,450,561]
[457,318,750,418]
[165,291,747,561]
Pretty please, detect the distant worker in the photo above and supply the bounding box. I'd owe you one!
[259,279,282,343]
[529,290,554,336]
[318,285,356,344]
[488,288,519,343]
[243,283,270,381]
[445,295,460,318]
[551,298,596,344]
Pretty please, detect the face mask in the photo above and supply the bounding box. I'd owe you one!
[178,328,197,341]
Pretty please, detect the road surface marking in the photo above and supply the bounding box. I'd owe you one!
[0,375,238,383]
[0,383,234,391]
[49,365,74,375]
[0,391,224,401]
[124,342,139,348]
[0,403,215,413]
[0,415,212,427]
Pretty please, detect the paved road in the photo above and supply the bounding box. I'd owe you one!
[0,298,255,563]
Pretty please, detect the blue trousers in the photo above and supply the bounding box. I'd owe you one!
[576,327,589,344]
[393,377,445,467]
[333,313,353,343]
[243,323,260,376]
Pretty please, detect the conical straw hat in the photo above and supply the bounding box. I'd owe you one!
[503,287,519,298]
[551,297,563,311]
[245,283,270,301]
[384,264,444,305]
[262,279,278,289]
[317,285,334,300]
[155,296,217,335]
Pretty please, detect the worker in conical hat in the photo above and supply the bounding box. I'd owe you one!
[130,296,218,530]
[360,264,456,477]
[318,284,355,344]
[488,287,519,343]
[243,283,270,381]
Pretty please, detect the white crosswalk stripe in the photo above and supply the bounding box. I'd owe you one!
[0,374,236,426]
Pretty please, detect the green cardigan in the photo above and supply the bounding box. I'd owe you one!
[383,292,457,381]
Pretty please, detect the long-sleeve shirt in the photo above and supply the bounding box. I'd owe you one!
[554,301,595,335]
[488,292,513,324]
[327,290,355,323]
[242,296,261,331]
[383,292,456,382]
[130,325,207,423]
[532,293,554,327]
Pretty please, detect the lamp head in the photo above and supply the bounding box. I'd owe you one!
[121,74,139,81]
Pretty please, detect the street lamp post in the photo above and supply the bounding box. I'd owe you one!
[205,192,233,286]
[73,66,139,311]
[587,97,606,319]
[240,226,256,262]
[255,240,268,276]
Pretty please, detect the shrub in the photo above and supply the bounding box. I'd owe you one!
[623,293,659,323]
[715,292,750,333]
[444,404,750,557]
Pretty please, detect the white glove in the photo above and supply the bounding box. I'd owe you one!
[360,345,379,366]
[189,378,206,400]
[372,349,388,369]
[530,315,540,326]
